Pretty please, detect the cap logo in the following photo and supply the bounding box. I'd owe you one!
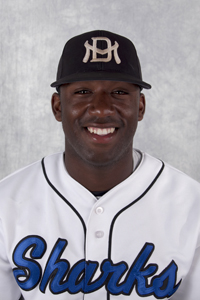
[83,37,121,64]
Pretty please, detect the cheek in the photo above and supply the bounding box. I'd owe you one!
[63,102,88,120]
[61,106,84,138]
[124,114,140,139]
[122,105,140,125]
[60,108,72,135]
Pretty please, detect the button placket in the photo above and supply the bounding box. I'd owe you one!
[85,202,109,261]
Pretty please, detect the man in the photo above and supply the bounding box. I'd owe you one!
[0,30,200,300]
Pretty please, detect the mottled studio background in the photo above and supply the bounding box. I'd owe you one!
[0,0,200,182]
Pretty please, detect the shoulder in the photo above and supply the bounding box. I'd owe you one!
[0,152,63,198]
[140,151,200,196]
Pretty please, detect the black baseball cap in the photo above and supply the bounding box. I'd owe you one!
[51,30,151,90]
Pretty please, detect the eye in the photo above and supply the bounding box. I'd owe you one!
[75,89,91,95]
[113,90,129,95]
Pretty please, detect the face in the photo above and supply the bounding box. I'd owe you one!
[52,80,145,168]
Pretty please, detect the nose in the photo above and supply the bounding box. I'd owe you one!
[88,91,115,117]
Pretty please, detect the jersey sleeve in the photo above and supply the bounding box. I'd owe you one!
[170,245,200,300]
[0,220,22,300]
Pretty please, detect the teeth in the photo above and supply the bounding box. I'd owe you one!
[87,127,115,136]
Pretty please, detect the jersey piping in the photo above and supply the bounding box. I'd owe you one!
[41,158,87,237]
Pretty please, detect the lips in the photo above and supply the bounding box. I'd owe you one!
[87,127,115,136]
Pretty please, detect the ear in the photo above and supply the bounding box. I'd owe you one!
[51,92,62,122]
[138,93,146,121]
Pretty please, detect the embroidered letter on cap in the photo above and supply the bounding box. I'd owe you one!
[83,37,121,64]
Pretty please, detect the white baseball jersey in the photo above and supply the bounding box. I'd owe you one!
[0,150,200,300]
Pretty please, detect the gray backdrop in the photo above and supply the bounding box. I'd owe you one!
[0,0,200,182]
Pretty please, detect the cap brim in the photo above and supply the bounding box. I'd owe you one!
[51,71,151,89]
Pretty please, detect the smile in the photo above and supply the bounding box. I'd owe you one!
[87,127,115,136]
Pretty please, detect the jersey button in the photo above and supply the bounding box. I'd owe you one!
[95,231,104,238]
[95,207,104,214]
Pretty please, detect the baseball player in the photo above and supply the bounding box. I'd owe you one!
[0,30,200,300]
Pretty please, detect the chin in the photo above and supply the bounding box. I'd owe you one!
[81,149,129,168]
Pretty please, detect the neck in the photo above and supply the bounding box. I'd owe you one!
[64,151,133,192]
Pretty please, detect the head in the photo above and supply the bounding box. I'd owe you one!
[51,30,151,169]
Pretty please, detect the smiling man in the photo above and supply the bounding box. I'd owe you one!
[51,80,145,192]
[0,30,200,300]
